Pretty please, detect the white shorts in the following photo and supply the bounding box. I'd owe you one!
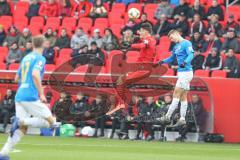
[15,101,52,120]
[176,71,193,90]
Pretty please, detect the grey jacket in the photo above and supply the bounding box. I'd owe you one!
[154,3,173,19]
[88,37,103,48]
[6,49,23,64]
[71,34,89,49]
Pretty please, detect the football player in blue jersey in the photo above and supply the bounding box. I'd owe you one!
[157,30,194,126]
[0,36,55,160]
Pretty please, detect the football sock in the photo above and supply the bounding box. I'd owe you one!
[166,98,180,119]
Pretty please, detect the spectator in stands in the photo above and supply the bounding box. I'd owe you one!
[136,13,153,30]
[206,0,224,21]
[221,28,240,54]
[39,0,59,18]
[18,28,32,49]
[23,41,33,56]
[0,25,6,46]
[71,44,89,67]
[0,0,11,16]
[203,32,222,52]
[3,26,20,47]
[55,28,70,50]
[187,0,206,21]
[121,19,138,34]
[6,42,23,68]
[89,0,107,18]
[88,41,105,66]
[203,47,222,70]
[58,0,72,18]
[154,0,173,19]
[153,14,171,40]
[171,12,189,37]
[71,27,89,50]
[102,28,119,51]
[88,28,103,48]
[27,0,40,19]
[172,0,190,20]
[190,32,205,52]
[43,40,55,64]
[0,89,14,133]
[92,94,107,137]
[44,27,57,47]
[223,49,239,78]
[74,0,92,18]
[119,29,137,51]
[223,14,240,38]
[190,13,205,36]
[191,50,205,71]
[206,14,222,37]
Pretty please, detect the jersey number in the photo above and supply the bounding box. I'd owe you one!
[21,61,30,83]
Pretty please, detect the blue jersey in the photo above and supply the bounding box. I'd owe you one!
[15,52,46,102]
[163,39,194,72]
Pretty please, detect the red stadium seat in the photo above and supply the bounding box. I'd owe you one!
[78,18,93,27]
[28,25,41,36]
[111,3,126,16]
[45,64,56,72]
[0,16,13,30]
[164,68,175,76]
[45,17,60,30]
[211,70,227,78]
[14,16,28,31]
[0,63,6,70]
[106,50,124,73]
[110,25,122,39]
[59,48,72,59]
[94,18,109,27]
[62,17,77,30]
[9,63,20,70]
[126,51,140,63]
[74,65,89,73]
[29,16,45,28]
[108,16,124,27]
[0,47,9,56]
[14,1,29,17]
[194,70,210,77]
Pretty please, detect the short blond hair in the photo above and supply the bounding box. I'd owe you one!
[167,29,179,37]
[32,35,45,49]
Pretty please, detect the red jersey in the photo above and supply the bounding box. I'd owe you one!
[131,36,156,63]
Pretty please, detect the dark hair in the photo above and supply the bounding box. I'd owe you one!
[32,35,45,48]
[140,23,152,33]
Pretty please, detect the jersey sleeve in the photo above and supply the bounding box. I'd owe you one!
[162,52,176,64]
[33,56,46,72]
[184,41,194,64]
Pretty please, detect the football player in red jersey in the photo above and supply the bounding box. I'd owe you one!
[106,23,157,115]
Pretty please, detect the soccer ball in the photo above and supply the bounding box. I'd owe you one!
[81,126,95,137]
[128,8,140,19]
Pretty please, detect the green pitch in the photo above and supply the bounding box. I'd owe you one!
[0,134,240,160]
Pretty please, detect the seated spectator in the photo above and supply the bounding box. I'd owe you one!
[172,0,190,20]
[190,13,205,36]
[23,41,33,56]
[44,27,57,47]
[89,0,107,18]
[58,0,72,18]
[89,41,105,66]
[73,0,92,18]
[145,97,157,141]
[223,14,240,38]
[27,0,40,19]
[3,26,20,47]
[0,89,15,133]
[6,42,24,68]
[88,28,103,48]
[223,49,239,78]
[102,28,119,51]
[71,44,89,67]
[121,19,138,34]
[43,40,55,64]
[171,12,189,37]
[207,0,224,21]
[221,28,240,54]
[206,14,222,37]
[0,25,6,46]
[0,0,11,16]
[154,0,173,19]
[202,47,222,70]
[39,0,59,18]
[191,50,205,71]
[18,28,32,49]
[188,0,206,21]
[119,29,137,51]
[203,32,222,52]
[136,13,153,31]
[55,28,70,50]
[190,32,205,52]
[70,92,89,114]
[153,14,171,40]
[71,27,89,50]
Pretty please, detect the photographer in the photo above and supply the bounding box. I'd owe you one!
[0,89,15,133]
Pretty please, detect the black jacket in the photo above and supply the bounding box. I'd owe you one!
[192,54,205,71]
[221,37,240,53]
[171,19,189,37]
[188,5,206,19]
[224,56,239,78]
[27,3,40,18]
[0,31,6,46]
[191,37,206,52]
[55,35,70,49]
[207,5,224,21]
[153,20,171,36]
[206,22,222,37]
[43,47,55,64]
[89,48,105,66]
[71,98,89,114]
[0,1,11,16]
[204,54,221,69]
[0,95,14,112]
[173,3,190,17]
